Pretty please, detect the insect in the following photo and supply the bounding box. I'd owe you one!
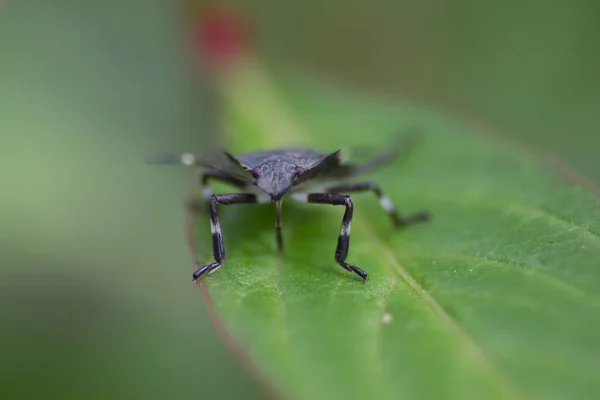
[150,131,430,283]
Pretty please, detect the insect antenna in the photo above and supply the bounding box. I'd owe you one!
[345,127,423,175]
[146,152,216,168]
[146,151,254,183]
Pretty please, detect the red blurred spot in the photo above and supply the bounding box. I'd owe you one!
[191,5,252,70]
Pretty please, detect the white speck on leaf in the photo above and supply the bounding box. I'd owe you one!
[381,313,393,324]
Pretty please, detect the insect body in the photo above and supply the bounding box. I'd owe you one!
[152,134,430,283]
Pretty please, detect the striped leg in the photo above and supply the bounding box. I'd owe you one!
[326,182,430,227]
[187,171,249,273]
[192,193,257,281]
[306,193,368,283]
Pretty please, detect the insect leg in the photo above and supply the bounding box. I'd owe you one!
[275,199,284,253]
[326,182,430,227]
[302,193,368,283]
[191,193,257,281]
[186,171,249,271]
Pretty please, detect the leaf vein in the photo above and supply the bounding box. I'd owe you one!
[421,252,600,306]
[358,219,527,400]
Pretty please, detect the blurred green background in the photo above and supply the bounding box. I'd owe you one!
[1,1,598,399]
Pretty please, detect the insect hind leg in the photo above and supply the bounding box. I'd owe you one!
[326,182,430,227]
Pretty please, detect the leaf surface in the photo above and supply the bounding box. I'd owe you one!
[196,65,600,400]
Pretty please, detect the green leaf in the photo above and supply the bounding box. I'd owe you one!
[196,65,600,400]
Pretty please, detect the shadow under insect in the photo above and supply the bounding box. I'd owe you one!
[191,200,350,283]
[193,200,277,260]
[191,198,334,265]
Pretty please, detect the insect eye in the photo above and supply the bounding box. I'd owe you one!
[251,169,259,179]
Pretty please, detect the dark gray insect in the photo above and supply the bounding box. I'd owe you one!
[150,132,430,283]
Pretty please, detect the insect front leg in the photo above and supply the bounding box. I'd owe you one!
[326,182,430,227]
[296,192,368,283]
[191,193,257,281]
[186,171,249,272]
